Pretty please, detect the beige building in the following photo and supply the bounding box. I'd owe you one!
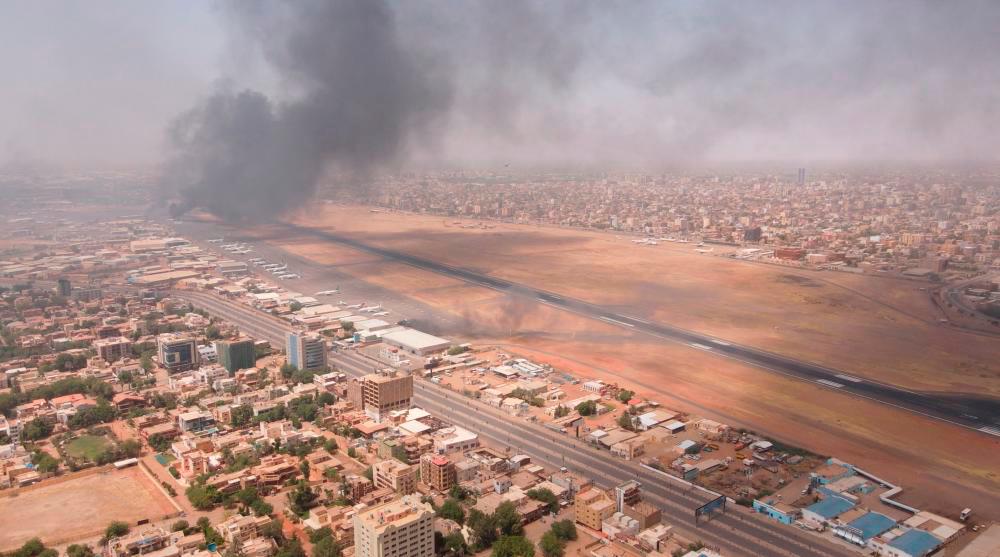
[354,495,435,557]
[373,458,419,495]
[419,453,456,493]
[575,488,616,531]
[356,371,413,421]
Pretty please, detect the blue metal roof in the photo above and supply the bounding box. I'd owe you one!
[805,495,855,519]
[846,512,896,540]
[889,529,940,557]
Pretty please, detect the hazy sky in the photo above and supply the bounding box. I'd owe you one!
[3,1,1000,170]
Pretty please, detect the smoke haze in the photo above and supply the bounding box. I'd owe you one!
[3,1,1000,211]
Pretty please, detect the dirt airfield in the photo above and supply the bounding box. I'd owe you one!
[224,204,1000,517]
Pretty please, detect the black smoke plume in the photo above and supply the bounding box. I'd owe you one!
[161,0,450,221]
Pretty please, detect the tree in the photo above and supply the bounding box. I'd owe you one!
[553,406,570,419]
[105,521,130,540]
[539,532,564,557]
[308,527,334,544]
[574,400,597,416]
[491,536,534,557]
[31,450,59,474]
[526,488,559,514]
[171,520,190,533]
[287,480,318,516]
[550,520,577,542]
[148,433,172,452]
[276,539,306,557]
[186,483,223,510]
[231,404,254,427]
[300,460,311,480]
[22,418,53,441]
[312,537,341,557]
[437,498,466,525]
[443,532,467,556]
[467,509,498,550]
[494,501,523,536]
[66,544,95,557]
[251,499,274,517]
[617,412,636,431]
[206,325,222,340]
[280,363,297,380]
[616,390,635,403]
[140,352,154,373]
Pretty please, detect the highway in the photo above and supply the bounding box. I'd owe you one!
[172,290,859,557]
[266,223,1000,437]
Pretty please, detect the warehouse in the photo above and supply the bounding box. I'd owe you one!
[381,328,451,356]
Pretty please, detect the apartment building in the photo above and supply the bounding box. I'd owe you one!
[373,458,419,495]
[216,338,256,373]
[348,371,413,422]
[575,488,617,531]
[354,495,435,557]
[419,453,456,493]
[95,336,132,363]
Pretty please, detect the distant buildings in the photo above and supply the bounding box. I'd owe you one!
[287,332,328,371]
[217,338,256,374]
[353,495,435,557]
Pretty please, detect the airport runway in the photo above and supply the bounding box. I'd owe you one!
[271,222,1000,437]
[175,218,1000,436]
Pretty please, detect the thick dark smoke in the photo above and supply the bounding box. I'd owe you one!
[158,0,1000,221]
[161,0,450,221]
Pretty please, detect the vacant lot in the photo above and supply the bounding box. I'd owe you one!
[65,434,113,461]
[0,466,176,550]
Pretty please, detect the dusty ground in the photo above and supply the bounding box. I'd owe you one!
[279,205,1000,395]
[0,466,177,550]
[221,206,1000,518]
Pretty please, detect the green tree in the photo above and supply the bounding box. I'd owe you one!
[105,521,130,540]
[526,488,559,514]
[491,536,534,557]
[494,501,523,536]
[574,400,597,416]
[539,532,564,557]
[66,544,95,557]
[437,498,466,525]
[280,363,297,380]
[31,450,59,474]
[467,509,498,550]
[312,537,341,557]
[22,418,53,441]
[617,412,636,431]
[171,520,190,533]
[553,406,570,419]
[206,325,222,340]
[287,480,318,516]
[443,532,468,556]
[550,520,577,541]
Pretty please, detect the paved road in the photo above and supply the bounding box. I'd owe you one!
[172,290,859,557]
[256,222,999,437]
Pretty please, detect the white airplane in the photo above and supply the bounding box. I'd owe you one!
[208,238,224,243]
[372,311,389,317]
[360,305,382,313]
[281,273,300,279]
[315,290,340,296]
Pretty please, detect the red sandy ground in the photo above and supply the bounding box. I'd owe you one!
[219,207,1000,518]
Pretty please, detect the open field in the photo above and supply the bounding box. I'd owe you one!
[65,434,113,461]
[215,207,1000,517]
[0,466,177,550]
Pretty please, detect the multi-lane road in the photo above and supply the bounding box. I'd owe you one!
[233,223,996,437]
[171,290,859,557]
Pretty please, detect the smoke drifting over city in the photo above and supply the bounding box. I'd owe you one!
[4,1,1000,216]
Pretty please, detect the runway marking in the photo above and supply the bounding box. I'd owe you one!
[816,379,845,389]
[834,374,863,383]
[710,339,731,346]
[600,316,635,327]
[689,343,713,350]
[978,426,1000,437]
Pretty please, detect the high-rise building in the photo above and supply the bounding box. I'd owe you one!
[216,338,256,374]
[95,336,133,363]
[57,278,72,297]
[286,332,328,371]
[797,167,806,186]
[354,496,434,557]
[419,453,456,493]
[157,333,199,373]
[361,371,412,421]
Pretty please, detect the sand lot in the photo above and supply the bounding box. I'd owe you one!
[217,206,1000,517]
[0,466,177,550]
